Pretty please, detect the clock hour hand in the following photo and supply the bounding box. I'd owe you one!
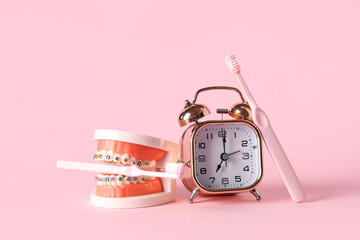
[216,152,230,173]
[216,161,224,173]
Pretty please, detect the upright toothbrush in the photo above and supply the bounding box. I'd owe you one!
[225,55,306,202]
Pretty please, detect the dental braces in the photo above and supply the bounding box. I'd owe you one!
[95,174,155,185]
[93,150,156,167]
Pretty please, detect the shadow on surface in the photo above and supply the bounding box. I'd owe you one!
[175,180,360,204]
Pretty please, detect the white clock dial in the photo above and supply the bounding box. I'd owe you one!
[192,122,262,191]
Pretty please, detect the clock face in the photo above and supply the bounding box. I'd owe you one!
[191,121,262,192]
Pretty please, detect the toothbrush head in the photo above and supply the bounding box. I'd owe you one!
[225,55,240,73]
[165,162,184,178]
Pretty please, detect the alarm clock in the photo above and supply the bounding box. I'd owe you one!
[178,86,263,203]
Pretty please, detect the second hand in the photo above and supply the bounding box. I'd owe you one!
[228,150,241,156]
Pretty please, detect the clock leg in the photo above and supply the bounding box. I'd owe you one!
[188,187,200,203]
[250,189,262,201]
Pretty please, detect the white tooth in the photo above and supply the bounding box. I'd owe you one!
[130,157,137,165]
[95,151,100,161]
[136,160,142,167]
[132,176,138,184]
[101,149,107,160]
[104,175,110,185]
[99,174,106,185]
[96,174,102,181]
[149,160,156,167]
[109,175,115,185]
[105,150,113,162]
[113,154,120,163]
[139,176,147,183]
[116,175,124,186]
[124,176,131,185]
[121,154,130,164]
[98,174,104,186]
[148,176,156,180]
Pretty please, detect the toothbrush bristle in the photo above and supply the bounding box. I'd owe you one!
[225,54,240,73]
[165,163,184,176]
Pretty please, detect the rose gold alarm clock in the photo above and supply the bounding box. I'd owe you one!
[178,86,263,203]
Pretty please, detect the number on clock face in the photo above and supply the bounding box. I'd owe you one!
[193,123,261,190]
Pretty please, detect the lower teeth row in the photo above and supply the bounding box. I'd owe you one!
[96,174,155,186]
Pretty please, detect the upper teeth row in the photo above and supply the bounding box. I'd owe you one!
[94,150,155,166]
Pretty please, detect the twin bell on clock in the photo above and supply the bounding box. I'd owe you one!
[178,86,263,203]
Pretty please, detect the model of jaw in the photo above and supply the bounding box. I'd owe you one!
[94,139,166,198]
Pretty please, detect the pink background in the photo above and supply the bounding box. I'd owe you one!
[1,0,359,239]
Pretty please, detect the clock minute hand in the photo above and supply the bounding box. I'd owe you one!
[222,134,226,153]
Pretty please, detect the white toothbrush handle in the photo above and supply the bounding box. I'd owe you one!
[253,108,306,202]
[57,160,182,179]
[57,160,128,175]
[143,171,181,179]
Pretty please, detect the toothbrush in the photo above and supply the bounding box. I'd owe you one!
[57,160,184,179]
[225,55,306,202]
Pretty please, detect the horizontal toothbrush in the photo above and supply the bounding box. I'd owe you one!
[57,160,184,179]
[225,55,306,202]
